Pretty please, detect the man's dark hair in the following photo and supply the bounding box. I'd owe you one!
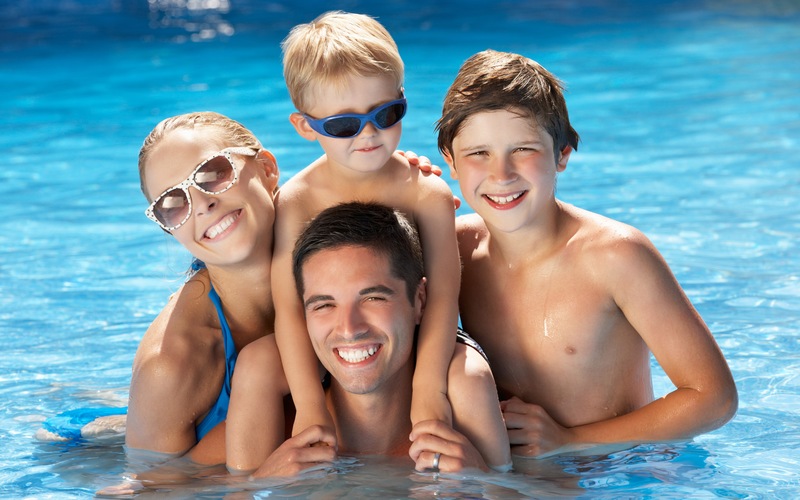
[292,202,424,303]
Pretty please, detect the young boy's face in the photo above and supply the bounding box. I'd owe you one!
[298,74,403,174]
[445,109,571,234]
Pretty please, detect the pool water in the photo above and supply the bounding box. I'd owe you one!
[2,0,799,497]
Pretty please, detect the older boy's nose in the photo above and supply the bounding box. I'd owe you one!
[489,157,517,182]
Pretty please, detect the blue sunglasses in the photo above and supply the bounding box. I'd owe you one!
[303,98,407,138]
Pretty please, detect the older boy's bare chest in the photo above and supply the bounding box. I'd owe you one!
[459,248,627,400]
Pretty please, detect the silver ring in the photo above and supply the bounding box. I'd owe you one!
[432,452,441,471]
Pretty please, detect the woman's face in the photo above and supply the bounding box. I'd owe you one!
[143,126,278,268]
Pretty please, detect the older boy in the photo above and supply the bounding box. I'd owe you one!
[272,11,464,449]
[436,49,738,457]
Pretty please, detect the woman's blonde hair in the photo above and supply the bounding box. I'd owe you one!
[138,111,262,201]
[282,11,404,113]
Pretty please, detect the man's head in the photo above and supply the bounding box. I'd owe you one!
[436,49,579,164]
[292,202,425,395]
[281,11,404,115]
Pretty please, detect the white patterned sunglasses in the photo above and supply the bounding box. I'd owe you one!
[145,147,258,232]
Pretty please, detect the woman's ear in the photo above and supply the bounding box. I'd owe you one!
[257,149,279,191]
[289,113,318,142]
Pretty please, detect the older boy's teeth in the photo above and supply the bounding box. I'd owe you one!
[337,346,378,363]
[486,192,523,205]
[206,213,237,238]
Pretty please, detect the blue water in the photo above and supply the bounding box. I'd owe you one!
[1,0,798,497]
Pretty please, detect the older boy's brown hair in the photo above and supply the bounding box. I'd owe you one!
[437,49,579,163]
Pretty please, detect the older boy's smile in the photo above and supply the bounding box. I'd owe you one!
[484,191,528,209]
[336,344,382,364]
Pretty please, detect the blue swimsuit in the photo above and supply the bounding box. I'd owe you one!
[194,280,238,441]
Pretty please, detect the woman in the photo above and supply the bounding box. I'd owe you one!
[128,112,289,472]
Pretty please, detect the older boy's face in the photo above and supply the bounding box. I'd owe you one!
[301,245,423,396]
[446,109,570,234]
[301,75,403,176]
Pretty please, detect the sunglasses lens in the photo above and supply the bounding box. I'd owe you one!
[195,155,235,192]
[153,189,189,228]
[375,102,406,128]
[323,117,363,138]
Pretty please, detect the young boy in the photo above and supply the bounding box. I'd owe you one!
[436,49,738,457]
[272,11,465,453]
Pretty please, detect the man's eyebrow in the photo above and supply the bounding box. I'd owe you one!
[359,285,395,296]
[304,294,335,308]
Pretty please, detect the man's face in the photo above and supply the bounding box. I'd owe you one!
[300,245,424,395]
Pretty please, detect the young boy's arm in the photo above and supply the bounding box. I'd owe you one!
[503,230,738,457]
[272,194,336,443]
[410,175,462,427]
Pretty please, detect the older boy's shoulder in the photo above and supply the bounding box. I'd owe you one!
[567,205,657,267]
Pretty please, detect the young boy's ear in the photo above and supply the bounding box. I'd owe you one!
[289,113,318,142]
[442,150,458,179]
[557,145,573,172]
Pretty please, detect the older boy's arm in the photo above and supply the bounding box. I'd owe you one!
[271,199,336,442]
[504,234,737,457]
[410,178,462,427]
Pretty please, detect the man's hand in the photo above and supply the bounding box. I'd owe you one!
[251,425,337,478]
[409,419,489,473]
[501,396,574,458]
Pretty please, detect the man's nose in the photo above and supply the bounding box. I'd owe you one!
[336,303,368,339]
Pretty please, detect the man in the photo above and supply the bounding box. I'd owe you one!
[252,202,511,477]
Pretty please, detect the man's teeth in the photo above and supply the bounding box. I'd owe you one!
[206,213,237,238]
[337,346,378,363]
[486,192,523,204]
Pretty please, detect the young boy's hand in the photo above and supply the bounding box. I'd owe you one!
[251,425,338,478]
[501,396,573,457]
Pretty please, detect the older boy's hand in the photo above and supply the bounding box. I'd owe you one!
[397,150,442,176]
[501,397,573,458]
[396,150,462,210]
[409,419,490,473]
[251,425,337,478]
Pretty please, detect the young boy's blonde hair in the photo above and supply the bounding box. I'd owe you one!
[281,11,404,114]
[437,49,580,163]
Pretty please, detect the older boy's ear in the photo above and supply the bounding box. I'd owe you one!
[442,151,458,179]
[557,145,573,172]
[289,113,318,142]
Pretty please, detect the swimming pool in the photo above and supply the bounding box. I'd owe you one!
[1,0,798,497]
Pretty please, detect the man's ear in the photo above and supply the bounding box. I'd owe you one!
[556,144,573,172]
[289,112,318,142]
[257,149,279,191]
[414,277,427,325]
[442,151,458,180]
